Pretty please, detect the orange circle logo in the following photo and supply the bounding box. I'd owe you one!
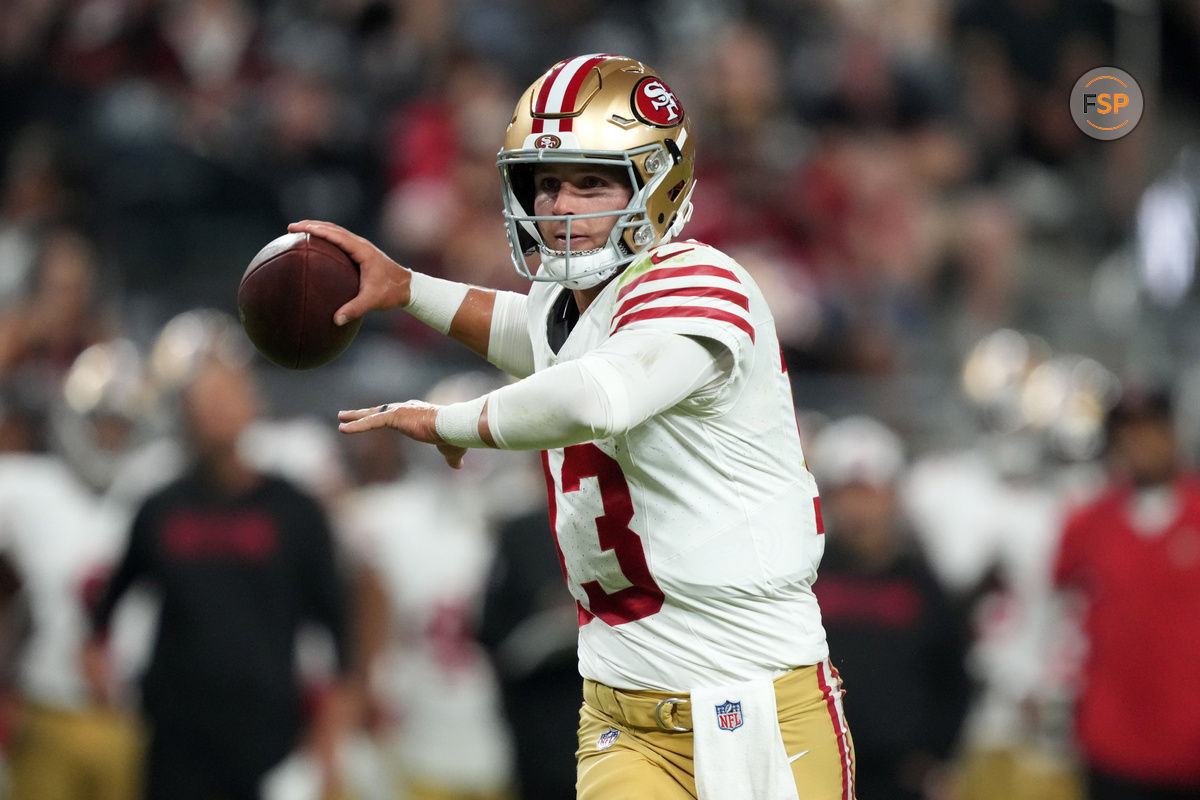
[1070,67,1144,140]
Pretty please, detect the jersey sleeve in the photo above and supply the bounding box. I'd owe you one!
[291,485,352,675]
[610,245,756,371]
[480,328,724,450]
[486,290,535,378]
[90,494,155,635]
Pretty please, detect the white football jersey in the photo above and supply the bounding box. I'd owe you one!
[338,474,513,792]
[527,241,828,692]
[0,454,156,709]
[902,449,1099,749]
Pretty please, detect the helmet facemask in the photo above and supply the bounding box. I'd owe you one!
[499,142,685,290]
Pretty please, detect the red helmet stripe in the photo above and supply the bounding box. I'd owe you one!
[530,54,613,135]
[555,54,608,131]
[530,58,571,133]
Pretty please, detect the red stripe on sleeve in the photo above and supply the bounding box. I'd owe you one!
[616,265,741,301]
[813,497,824,535]
[613,285,750,319]
[611,306,755,342]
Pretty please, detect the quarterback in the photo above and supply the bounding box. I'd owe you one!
[292,54,855,800]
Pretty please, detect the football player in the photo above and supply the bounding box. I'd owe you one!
[337,373,516,800]
[291,54,854,800]
[0,341,162,800]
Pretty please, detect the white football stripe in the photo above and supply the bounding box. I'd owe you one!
[543,54,599,116]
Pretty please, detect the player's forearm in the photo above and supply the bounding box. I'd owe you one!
[435,331,724,450]
[404,272,534,377]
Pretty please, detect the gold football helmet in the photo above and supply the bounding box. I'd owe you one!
[498,54,696,289]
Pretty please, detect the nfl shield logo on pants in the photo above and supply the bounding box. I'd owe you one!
[596,728,620,750]
[715,700,743,731]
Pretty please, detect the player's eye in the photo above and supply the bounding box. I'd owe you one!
[580,175,607,189]
[537,176,561,193]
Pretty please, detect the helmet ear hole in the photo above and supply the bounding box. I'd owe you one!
[508,164,536,215]
[665,138,682,164]
[504,163,539,253]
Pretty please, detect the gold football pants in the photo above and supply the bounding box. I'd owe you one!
[577,660,856,799]
[7,701,144,800]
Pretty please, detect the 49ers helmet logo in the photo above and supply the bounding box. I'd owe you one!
[535,134,562,149]
[631,77,683,127]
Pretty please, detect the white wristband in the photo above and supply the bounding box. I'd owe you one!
[405,271,471,335]
[434,395,489,447]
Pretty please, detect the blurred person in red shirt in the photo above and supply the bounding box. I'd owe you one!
[1054,387,1200,800]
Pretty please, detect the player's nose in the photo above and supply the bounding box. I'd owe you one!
[551,185,584,215]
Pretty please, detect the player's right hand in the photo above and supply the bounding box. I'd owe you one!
[81,637,115,707]
[338,401,469,469]
[287,220,412,326]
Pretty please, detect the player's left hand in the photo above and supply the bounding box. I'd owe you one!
[338,401,468,469]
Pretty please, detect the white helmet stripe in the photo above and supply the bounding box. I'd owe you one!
[531,53,611,133]
[543,54,597,115]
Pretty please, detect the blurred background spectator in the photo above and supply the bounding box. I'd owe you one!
[478,472,580,800]
[84,348,353,800]
[1053,387,1200,800]
[0,0,1198,797]
[809,416,971,800]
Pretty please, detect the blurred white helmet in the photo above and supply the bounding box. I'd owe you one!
[961,329,1053,435]
[960,329,1121,471]
[809,415,906,489]
[51,339,158,491]
[1021,354,1120,462]
[148,308,252,395]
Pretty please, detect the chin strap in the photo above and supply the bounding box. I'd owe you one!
[538,245,628,290]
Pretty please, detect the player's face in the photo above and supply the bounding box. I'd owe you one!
[1111,417,1177,486]
[532,163,633,252]
[183,361,259,455]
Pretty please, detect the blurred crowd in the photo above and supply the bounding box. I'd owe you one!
[2,0,1200,798]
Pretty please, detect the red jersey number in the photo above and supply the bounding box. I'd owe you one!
[544,444,665,626]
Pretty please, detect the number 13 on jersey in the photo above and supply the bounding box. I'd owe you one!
[542,444,665,626]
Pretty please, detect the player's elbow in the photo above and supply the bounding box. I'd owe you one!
[570,392,631,441]
[573,363,639,440]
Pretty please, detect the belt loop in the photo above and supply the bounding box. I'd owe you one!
[653,697,690,732]
[599,683,620,719]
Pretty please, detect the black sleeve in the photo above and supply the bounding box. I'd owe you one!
[919,569,973,760]
[478,509,577,680]
[479,510,555,653]
[89,498,154,636]
[295,491,351,675]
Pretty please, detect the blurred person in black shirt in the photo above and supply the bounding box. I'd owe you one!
[810,416,970,800]
[84,354,352,800]
[479,503,580,800]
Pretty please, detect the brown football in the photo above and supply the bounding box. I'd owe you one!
[237,232,363,369]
